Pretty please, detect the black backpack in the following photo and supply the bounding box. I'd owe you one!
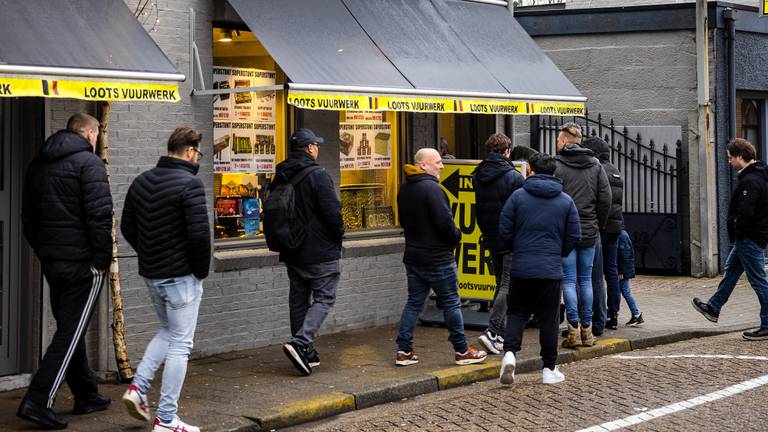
[263,166,322,252]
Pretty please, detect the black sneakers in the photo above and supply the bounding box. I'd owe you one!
[625,313,644,327]
[692,297,719,323]
[73,393,111,415]
[606,316,618,330]
[306,348,320,368]
[17,398,67,430]
[282,341,312,376]
[743,328,768,341]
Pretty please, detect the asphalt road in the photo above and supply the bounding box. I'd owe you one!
[294,331,768,431]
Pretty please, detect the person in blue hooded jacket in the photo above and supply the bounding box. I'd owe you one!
[498,153,581,386]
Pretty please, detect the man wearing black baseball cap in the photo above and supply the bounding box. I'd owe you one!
[270,128,344,375]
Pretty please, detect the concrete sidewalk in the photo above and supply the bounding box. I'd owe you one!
[1,275,763,431]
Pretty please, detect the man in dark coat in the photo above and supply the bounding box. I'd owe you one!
[693,138,768,340]
[272,129,344,376]
[582,136,624,333]
[395,148,487,367]
[18,113,113,429]
[553,123,611,348]
[472,133,524,355]
[498,153,580,385]
[120,127,210,432]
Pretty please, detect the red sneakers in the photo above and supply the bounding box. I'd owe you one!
[455,345,488,365]
[395,351,419,366]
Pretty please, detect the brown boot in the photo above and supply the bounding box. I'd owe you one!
[581,324,596,347]
[561,322,581,348]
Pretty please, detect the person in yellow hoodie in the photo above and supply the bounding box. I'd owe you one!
[395,148,487,367]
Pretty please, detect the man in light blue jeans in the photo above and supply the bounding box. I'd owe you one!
[120,127,211,432]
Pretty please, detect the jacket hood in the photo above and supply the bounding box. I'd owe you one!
[473,152,514,184]
[275,151,317,180]
[157,156,200,175]
[581,137,610,161]
[557,144,599,169]
[39,130,93,161]
[739,160,768,181]
[404,164,437,184]
[523,174,563,198]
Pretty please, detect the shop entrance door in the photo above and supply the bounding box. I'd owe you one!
[0,99,18,376]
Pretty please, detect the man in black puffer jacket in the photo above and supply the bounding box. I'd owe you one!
[272,129,344,377]
[582,136,624,333]
[472,133,524,355]
[395,148,487,367]
[18,113,113,429]
[120,127,210,431]
[554,123,611,349]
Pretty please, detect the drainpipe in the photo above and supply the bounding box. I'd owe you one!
[724,8,737,141]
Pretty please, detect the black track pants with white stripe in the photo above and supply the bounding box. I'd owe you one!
[25,260,105,409]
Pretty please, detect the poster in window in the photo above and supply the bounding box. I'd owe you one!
[252,123,276,173]
[213,121,232,172]
[339,122,391,171]
[212,67,232,120]
[230,122,255,173]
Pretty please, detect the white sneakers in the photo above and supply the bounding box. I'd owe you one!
[122,384,150,422]
[542,366,565,384]
[499,352,516,385]
[152,416,201,432]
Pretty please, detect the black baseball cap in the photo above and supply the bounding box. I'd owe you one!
[290,128,325,149]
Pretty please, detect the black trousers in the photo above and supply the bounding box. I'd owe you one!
[502,278,561,370]
[25,260,104,409]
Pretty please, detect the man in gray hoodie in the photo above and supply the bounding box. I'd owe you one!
[553,123,611,349]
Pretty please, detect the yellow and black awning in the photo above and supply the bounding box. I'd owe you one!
[0,0,184,102]
[227,0,585,116]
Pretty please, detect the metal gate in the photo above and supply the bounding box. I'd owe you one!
[534,114,685,274]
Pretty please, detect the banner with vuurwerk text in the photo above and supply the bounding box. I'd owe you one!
[0,76,180,102]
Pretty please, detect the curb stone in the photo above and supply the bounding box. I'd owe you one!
[241,327,754,431]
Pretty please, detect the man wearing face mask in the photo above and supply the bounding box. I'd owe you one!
[18,113,113,429]
[120,127,211,432]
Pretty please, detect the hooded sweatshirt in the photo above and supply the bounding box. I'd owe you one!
[22,130,113,269]
[398,164,461,267]
[499,174,581,279]
[472,152,525,254]
[554,144,612,247]
[581,137,624,235]
[727,160,768,248]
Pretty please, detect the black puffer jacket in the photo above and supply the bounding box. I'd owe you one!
[398,165,461,267]
[554,144,612,247]
[273,151,344,264]
[473,152,525,254]
[582,137,623,235]
[22,130,113,269]
[121,156,211,279]
[727,161,768,248]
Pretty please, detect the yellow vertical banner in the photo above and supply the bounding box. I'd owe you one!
[763,0,768,15]
[439,161,496,300]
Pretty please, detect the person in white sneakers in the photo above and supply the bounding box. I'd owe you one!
[498,154,580,385]
[120,128,211,431]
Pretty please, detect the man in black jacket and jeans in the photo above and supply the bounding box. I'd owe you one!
[693,138,768,341]
[120,127,210,432]
[473,133,524,354]
[395,148,487,367]
[274,129,344,376]
[18,113,113,429]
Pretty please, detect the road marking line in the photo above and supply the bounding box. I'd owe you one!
[575,373,768,432]
[612,354,768,361]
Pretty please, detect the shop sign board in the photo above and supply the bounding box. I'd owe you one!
[212,66,277,174]
[0,76,180,102]
[440,160,526,300]
[289,92,584,116]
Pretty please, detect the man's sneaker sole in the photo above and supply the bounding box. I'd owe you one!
[308,361,320,368]
[122,392,150,422]
[742,333,768,341]
[500,362,515,385]
[478,334,501,355]
[691,299,718,323]
[455,355,487,366]
[282,343,311,376]
[395,358,419,366]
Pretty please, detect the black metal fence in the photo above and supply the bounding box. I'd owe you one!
[534,114,684,274]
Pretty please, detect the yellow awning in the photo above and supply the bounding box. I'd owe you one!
[0,76,180,103]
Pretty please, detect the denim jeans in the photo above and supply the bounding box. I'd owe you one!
[397,262,468,353]
[602,234,621,318]
[132,274,203,422]
[562,246,596,326]
[591,235,606,333]
[488,252,512,336]
[619,279,640,317]
[286,260,340,349]
[708,238,768,329]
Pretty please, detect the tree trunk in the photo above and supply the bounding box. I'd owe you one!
[97,101,134,382]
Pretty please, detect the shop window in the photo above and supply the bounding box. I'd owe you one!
[439,113,496,160]
[739,99,761,151]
